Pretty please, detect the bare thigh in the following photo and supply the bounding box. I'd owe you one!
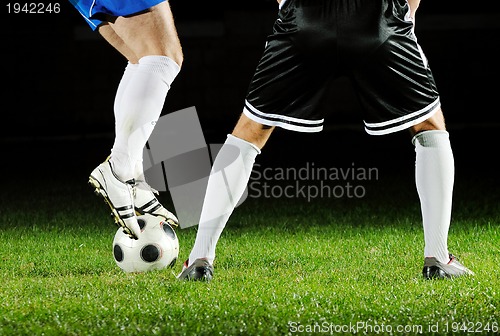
[100,1,183,65]
[98,24,134,61]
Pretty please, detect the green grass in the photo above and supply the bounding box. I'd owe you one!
[0,174,499,335]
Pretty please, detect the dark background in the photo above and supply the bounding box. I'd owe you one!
[2,1,500,181]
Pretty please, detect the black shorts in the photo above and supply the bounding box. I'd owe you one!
[243,0,440,135]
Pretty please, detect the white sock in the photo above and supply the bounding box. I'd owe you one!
[108,63,138,182]
[110,56,180,181]
[188,134,261,266]
[413,130,454,263]
[134,159,145,181]
[113,62,138,133]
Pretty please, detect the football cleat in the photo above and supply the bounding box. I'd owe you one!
[423,253,474,279]
[134,180,179,228]
[177,258,213,282]
[89,161,141,240]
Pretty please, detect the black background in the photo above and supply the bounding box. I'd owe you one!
[2,1,500,179]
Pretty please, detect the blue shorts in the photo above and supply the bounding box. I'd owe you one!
[69,0,166,30]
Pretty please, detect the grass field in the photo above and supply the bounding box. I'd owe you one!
[0,163,499,335]
[0,129,498,335]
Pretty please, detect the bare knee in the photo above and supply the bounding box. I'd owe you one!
[232,114,274,150]
[142,1,183,66]
[410,108,447,136]
[165,47,183,68]
[109,2,184,67]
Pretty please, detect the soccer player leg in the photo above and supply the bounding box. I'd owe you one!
[108,2,182,181]
[187,134,261,267]
[101,55,179,232]
[121,58,179,177]
[186,115,274,270]
[88,27,142,239]
[93,4,182,237]
[413,123,453,264]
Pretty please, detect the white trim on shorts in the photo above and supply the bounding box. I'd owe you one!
[364,98,441,135]
[89,0,97,18]
[243,100,324,133]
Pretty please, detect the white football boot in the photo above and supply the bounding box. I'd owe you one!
[89,161,141,239]
[134,179,179,228]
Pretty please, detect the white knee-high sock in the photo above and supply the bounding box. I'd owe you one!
[414,130,454,263]
[110,56,180,181]
[113,62,138,132]
[188,134,261,266]
[111,63,138,180]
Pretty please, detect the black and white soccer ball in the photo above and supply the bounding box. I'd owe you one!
[112,214,179,273]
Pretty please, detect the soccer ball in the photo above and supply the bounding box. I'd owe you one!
[112,214,179,273]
